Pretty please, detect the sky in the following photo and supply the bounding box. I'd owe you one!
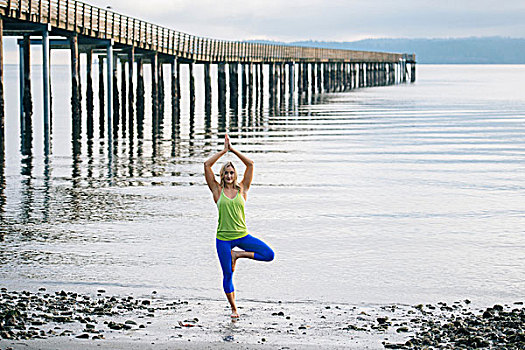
[85,0,525,42]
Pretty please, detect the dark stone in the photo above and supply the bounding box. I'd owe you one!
[377,317,388,324]
[396,326,409,333]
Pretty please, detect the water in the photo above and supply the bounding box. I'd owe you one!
[1,64,524,307]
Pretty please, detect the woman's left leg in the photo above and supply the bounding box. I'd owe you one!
[232,234,275,269]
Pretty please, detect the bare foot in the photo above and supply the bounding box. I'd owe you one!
[231,250,237,272]
[231,310,240,318]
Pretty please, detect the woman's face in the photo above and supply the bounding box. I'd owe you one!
[224,165,236,184]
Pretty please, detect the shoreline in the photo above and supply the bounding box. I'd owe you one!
[1,288,524,349]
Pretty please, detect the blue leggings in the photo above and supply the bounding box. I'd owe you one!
[216,234,274,293]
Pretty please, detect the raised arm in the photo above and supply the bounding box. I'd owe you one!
[204,136,229,202]
[230,146,254,193]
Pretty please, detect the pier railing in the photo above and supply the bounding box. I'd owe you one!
[0,0,415,63]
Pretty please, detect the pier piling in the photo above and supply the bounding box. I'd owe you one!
[106,43,114,141]
[204,62,211,116]
[248,63,253,106]
[86,50,94,139]
[98,57,105,137]
[229,63,238,110]
[217,63,227,112]
[127,48,134,137]
[189,61,195,116]
[136,58,145,139]
[0,16,3,156]
[120,59,127,137]
[22,35,32,125]
[151,53,158,136]
[288,63,294,97]
[171,58,180,133]
[112,55,119,139]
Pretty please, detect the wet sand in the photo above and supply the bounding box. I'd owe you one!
[0,288,523,349]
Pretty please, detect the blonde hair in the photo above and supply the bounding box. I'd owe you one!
[220,161,241,192]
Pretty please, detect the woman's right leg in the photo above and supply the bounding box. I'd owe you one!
[216,238,239,317]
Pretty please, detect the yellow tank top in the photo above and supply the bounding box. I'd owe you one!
[216,189,249,241]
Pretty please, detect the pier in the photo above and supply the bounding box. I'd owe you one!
[0,0,416,157]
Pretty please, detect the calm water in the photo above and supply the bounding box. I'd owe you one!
[1,64,524,306]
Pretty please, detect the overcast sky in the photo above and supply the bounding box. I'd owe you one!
[87,0,525,41]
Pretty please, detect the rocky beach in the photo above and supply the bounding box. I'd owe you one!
[0,287,523,349]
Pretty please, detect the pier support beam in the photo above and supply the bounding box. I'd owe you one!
[127,49,134,137]
[70,34,81,157]
[268,63,274,98]
[402,60,407,83]
[302,63,309,96]
[98,57,105,137]
[316,63,322,93]
[241,63,247,107]
[151,53,159,136]
[21,35,33,129]
[204,62,211,116]
[280,63,286,101]
[229,62,238,110]
[296,63,302,96]
[106,43,114,140]
[120,59,127,137]
[0,17,3,157]
[269,63,276,107]
[310,63,315,94]
[86,50,94,139]
[258,64,264,99]
[288,62,294,97]
[331,63,337,92]
[323,63,328,92]
[42,26,50,151]
[411,63,416,83]
[112,56,119,139]
[217,63,226,113]
[171,58,180,133]
[248,63,253,106]
[136,58,144,139]
[189,61,195,116]
[159,62,165,122]
[341,63,345,91]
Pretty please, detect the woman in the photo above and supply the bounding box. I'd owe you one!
[204,135,275,318]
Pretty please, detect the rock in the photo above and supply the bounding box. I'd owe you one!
[125,320,137,325]
[52,316,72,323]
[76,333,89,339]
[377,317,389,325]
[482,310,494,319]
[396,326,409,333]
[493,304,503,312]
